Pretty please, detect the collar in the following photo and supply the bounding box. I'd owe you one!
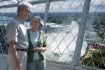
[15,16,24,24]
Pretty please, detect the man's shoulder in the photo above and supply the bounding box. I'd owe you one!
[11,17,20,25]
[7,17,19,27]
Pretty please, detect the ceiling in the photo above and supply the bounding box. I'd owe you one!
[0,0,104,13]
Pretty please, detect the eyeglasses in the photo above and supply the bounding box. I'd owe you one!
[23,8,31,14]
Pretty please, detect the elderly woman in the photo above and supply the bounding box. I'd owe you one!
[27,16,47,70]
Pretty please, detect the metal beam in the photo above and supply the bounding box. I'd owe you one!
[72,0,91,66]
[0,0,9,2]
[43,0,50,31]
[43,0,50,24]
[30,0,64,4]
[0,0,64,8]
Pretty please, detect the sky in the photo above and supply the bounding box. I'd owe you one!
[0,0,105,13]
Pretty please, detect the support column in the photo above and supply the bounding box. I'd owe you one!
[72,0,91,67]
[43,0,50,26]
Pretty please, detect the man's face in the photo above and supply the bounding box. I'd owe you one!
[21,7,30,20]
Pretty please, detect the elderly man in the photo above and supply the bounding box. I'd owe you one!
[6,2,32,70]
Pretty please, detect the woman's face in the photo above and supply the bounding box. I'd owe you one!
[30,18,40,31]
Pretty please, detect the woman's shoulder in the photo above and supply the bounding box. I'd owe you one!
[27,28,31,31]
[40,30,45,34]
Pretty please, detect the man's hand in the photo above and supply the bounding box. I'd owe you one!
[15,58,21,70]
[8,41,21,70]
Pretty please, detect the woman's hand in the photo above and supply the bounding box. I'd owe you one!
[32,47,46,52]
[32,47,40,52]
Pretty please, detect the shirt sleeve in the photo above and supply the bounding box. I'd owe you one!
[42,31,47,47]
[6,22,18,44]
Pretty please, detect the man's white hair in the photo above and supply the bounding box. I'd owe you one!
[18,2,32,12]
[19,2,32,9]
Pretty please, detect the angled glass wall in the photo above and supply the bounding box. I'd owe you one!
[0,0,105,69]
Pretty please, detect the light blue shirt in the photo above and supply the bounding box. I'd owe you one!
[6,16,28,49]
[29,30,40,60]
